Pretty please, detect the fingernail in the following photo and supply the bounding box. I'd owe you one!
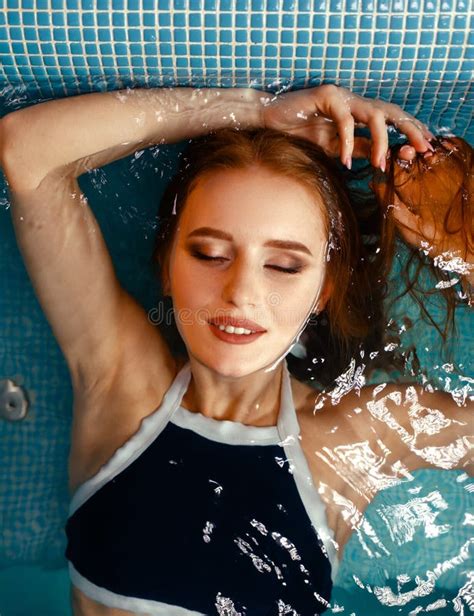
[426,141,435,152]
[379,156,386,173]
[345,157,352,170]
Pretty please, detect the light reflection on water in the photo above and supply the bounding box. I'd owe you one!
[0,79,472,614]
[332,470,473,614]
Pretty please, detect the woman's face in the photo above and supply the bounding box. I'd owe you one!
[164,165,330,377]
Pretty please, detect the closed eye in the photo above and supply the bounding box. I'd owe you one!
[190,251,303,275]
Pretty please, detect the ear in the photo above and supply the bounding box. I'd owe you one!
[317,277,333,312]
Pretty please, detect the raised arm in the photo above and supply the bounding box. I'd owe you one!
[0,87,262,189]
[0,87,262,395]
[0,84,433,188]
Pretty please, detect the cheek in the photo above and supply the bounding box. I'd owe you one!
[271,278,322,330]
[171,258,216,310]
[170,259,191,302]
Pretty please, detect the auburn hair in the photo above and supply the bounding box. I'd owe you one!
[374,136,473,341]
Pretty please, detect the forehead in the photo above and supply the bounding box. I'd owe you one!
[179,166,327,245]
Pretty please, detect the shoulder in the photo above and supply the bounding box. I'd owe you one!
[297,379,473,473]
[294,379,382,447]
[363,382,473,472]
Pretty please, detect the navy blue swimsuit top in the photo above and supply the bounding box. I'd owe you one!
[65,359,338,615]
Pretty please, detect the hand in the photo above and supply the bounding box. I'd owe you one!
[260,84,434,170]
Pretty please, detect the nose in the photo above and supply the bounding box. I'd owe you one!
[221,257,260,308]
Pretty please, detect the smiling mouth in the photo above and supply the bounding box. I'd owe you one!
[208,322,266,344]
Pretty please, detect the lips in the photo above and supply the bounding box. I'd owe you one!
[209,323,265,345]
[210,316,266,332]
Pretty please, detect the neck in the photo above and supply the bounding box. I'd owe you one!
[179,358,285,427]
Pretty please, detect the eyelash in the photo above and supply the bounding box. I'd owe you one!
[191,251,303,275]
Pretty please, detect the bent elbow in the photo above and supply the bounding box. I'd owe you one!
[0,111,51,191]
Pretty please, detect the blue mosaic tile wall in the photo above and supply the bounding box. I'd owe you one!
[0,0,472,138]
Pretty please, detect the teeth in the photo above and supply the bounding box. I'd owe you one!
[217,324,255,335]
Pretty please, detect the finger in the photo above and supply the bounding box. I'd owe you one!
[390,114,434,153]
[420,124,436,142]
[397,145,417,162]
[336,114,355,168]
[383,104,427,133]
[366,110,389,170]
[399,114,435,142]
[325,98,355,167]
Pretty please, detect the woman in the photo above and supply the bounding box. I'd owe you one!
[0,85,471,615]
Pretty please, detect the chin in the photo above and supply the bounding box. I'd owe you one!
[203,355,264,378]
[180,324,294,375]
[190,347,289,379]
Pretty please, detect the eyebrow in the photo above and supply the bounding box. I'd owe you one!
[186,226,314,256]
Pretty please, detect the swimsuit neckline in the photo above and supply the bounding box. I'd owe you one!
[170,358,301,445]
